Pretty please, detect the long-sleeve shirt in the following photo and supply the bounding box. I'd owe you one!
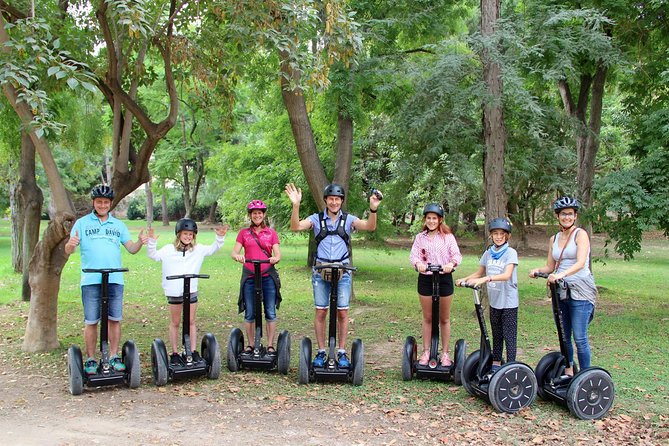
[409,231,462,274]
[147,236,225,297]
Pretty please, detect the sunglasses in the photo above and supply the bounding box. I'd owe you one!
[421,248,427,263]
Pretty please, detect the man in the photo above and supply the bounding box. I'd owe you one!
[285,182,382,368]
[64,184,145,375]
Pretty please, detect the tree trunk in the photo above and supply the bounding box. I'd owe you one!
[145,180,154,227]
[334,112,353,194]
[480,0,508,224]
[23,213,74,352]
[161,186,170,226]
[207,201,218,223]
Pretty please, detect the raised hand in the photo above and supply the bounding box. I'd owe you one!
[369,189,383,210]
[66,230,80,250]
[215,224,229,237]
[285,183,302,205]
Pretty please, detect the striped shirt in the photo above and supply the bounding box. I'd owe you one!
[409,231,462,274]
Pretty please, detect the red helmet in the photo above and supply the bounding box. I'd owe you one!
[247,199,267,213]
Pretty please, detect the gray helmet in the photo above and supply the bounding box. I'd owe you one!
[423,203,444,218]
[175,218,198,235]
[91,184,114,200]
[323,183,345,199]
[553,196,580,213]
[488,217,512,233]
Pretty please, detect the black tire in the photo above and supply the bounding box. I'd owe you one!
[566,368,615,420]
[202,333,221,379]
[277,330,291,375]
[227,328,244,372]
[67,345,84,395]
[488,362,538,413]
[402,336,417,381]
[535,351,564,401]
[123,340,141,389]
[351,339,364,386]
[453,338,467,385]
[151,339,169,386]
[461,350,480,396]
[298,337,312,385]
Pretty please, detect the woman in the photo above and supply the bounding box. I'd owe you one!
[231,200,282,353]
[529,196,598,374]
[409,203,462,366]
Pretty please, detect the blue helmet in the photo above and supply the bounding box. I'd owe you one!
[488,218,512,233]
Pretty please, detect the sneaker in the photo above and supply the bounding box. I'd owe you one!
[418,350,430,366]
[440,353,453,367]
[337,351,350,368]
[84,358,98,375]
[313,350,327,368]
[170,353,182,365]
[110,355,126,372]
[191,351,202,363]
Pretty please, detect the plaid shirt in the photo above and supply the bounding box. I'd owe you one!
[409,231,462,273]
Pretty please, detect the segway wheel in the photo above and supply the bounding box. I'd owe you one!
[453,338,467,385]
[351,339,364,386]
[488,362,538,413]
[535,351,564,401]
[566,368,615,420]
[122,340,141,389]
[402,336,417,381]
[277,330,291,375]
[298,337,312,385]
[227,328,244,372]
[202,333,221,379]
[151,339,169,386]
[461,350,480,396]
[67,345,84,395]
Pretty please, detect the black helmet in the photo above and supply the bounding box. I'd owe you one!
[175,218,198,235]
[323,183,345,199]
[553,196,580,213]
[423,203,444,218]
[488,217,512,233]
[91,184,114,200]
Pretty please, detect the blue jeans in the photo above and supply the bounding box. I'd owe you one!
[559,298,594,369]
[243,276,277,322]
[82,283,124,324]
[312,272,352,309]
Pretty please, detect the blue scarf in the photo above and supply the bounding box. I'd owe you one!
[489,242,508,260]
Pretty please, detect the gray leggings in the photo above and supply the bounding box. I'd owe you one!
[489,307,518,363]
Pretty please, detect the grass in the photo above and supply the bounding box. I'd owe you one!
[1,219,668,439]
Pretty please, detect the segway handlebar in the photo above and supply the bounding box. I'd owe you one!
[82,268,129,274]
[166,274,210,280]
[245,259,272,265]
[414,264,456,273]
[532,272,549,279]
[314,262,357,273]
[457,282,480,290]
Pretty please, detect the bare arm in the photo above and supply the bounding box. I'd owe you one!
[456,265,486,286]
[285,183,313,231]
[270,243,281,264]
[231,241,245,263]
[351,190,382,232]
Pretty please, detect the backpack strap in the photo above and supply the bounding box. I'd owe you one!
[314,211,351,263]
[248,228,272,258]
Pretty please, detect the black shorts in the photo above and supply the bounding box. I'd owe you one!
[167,292,198,305]
[417,273,454,297]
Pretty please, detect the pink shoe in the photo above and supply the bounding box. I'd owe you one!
[418,350,430,366]
[440,353,453,367]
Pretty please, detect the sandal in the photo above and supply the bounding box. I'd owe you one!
[267,346,276,354]
[418,350,430,366]
[440,353,453,367]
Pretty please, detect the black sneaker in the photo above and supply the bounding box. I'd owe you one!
[191,351,202,363]
[170,353,182,365]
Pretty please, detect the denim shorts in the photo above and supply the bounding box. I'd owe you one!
[82,283,124,325]
[312,272,352,309]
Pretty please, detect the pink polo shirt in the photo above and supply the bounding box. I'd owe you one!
[236,226,280,275]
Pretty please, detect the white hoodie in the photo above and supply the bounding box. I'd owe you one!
[147,235,225,297]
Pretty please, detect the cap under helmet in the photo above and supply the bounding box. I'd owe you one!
[423,203,444,218]
[488,217,512,233]
[553,196,580,213]
[91,184,114,200]
[175,218,198,235]
[247,199,267,213]
[323,183,345,199]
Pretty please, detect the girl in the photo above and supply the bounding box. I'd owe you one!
[231,200,282,354]
[529,196,597,374]
[409,203,462,367]
[457,218,518,373]
[144,219,228,364]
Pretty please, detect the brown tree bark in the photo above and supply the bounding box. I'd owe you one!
[145,181,154,227]
[481,0,508,223]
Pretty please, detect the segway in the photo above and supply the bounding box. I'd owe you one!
[299,263,363,386]
[227,260,290,374]
[458,282,537,413]
[532,272,614,419]
[67,268,140,395]
[150,274,221,386]
[402,264,466,383]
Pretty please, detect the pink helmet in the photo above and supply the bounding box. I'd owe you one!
[247,199,267,213]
